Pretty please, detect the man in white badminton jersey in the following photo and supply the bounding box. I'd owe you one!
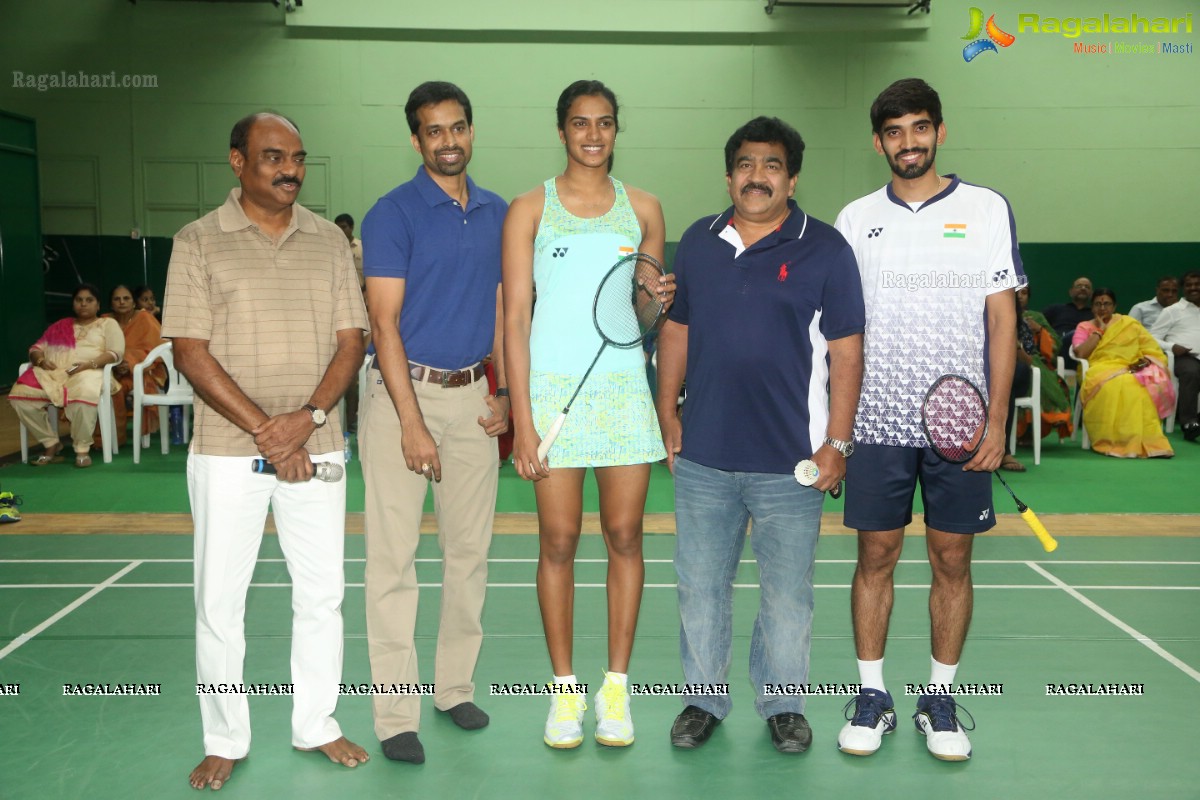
[834,79,1023,762]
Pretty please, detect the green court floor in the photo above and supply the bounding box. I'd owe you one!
[1,531,1198,798]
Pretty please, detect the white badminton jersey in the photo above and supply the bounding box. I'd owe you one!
[835,175,1025,447]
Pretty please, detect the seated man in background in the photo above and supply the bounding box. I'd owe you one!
[1151,270,1200,442]
[1043,276,1093,366]
[1129,276,1178,330]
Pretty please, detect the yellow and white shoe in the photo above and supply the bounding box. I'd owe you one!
[544,689,587,749]
[594,672,634,747]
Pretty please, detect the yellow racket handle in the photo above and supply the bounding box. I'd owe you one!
[1020,507,1058,552]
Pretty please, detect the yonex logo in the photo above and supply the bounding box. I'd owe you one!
[979,508,991,521]
[962,7,1016,62]
[868,227,884,238]
[552,247,569,258]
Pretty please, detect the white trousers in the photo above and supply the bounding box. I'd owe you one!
[188,451,347,758]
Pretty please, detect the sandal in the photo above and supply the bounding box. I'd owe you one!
[1000,455,1026,472]
[74,454,93,469]
[31,449,64,466]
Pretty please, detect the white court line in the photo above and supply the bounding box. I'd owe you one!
[2,558,1199,565]
[1026,561,1200,684]
[0,561,142,661]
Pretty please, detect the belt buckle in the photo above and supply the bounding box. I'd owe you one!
[441,370,452,388]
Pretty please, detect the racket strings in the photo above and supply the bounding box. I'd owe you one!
[593,255,664,347]
[922,378,987,463]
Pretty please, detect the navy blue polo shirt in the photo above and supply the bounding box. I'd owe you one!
[669,200,864,474]
[362,167,507,369]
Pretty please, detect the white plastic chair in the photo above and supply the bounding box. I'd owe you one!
[1162,350,1178,434]
[17,362,117,463]
[132,341,194,463]
[1056,355,1080,440]
[1009,365,1041,465]
[357,352,372,433]
[99,363,120,462]
[17,363,57,464]
[335,352,373,436]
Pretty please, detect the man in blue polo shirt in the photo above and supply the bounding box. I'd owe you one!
[360,81,510,765]
[656,116,865,754]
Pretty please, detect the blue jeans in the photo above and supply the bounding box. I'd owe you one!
[674,457,823,720]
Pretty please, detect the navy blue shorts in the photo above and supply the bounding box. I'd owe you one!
[843,442,995,534]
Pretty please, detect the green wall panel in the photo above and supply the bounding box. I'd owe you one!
[0,0,1193,249]
[0,111,45,375]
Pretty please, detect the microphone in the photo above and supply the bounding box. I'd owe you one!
[794,459,842,499]
[251,458,344,482]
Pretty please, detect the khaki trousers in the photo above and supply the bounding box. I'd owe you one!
[10,388,97,455]
[361,367,498,739]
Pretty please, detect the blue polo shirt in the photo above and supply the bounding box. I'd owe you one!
[362,167,507,369]
[669,200,864,474]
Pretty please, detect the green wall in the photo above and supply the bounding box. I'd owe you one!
[0,0,1196,337]
[0,110,45,370]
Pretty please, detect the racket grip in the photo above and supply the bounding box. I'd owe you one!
[536,413,567,464]
[1020,507,1058,552]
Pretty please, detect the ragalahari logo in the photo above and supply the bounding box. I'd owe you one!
[962,7,1016,61]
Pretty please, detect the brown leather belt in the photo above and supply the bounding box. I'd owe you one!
[409,362,485,388]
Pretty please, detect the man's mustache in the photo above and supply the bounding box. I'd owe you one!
[273,175,303,186]
[741,182,772,196]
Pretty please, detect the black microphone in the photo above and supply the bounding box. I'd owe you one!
[251,458,343,482]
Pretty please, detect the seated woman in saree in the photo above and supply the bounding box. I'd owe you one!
[9,283,125,468]
[97,284,167,447]
[1016,285,1073,442]
[1072,287,1174,458]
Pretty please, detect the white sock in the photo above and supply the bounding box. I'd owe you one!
[929,657,958,692]
[604,671,628,687]
[857,658,886,694]
[553,674,577,686]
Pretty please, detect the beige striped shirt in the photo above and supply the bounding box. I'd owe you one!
[162,189,368,456]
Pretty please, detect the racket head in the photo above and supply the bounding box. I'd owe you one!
[592,252,667,348]
[921,374,988,464]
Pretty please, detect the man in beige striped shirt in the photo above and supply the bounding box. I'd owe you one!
[162,112,369,791]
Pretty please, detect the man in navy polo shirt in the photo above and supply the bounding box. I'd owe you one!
[655,116,864,754]
[360,81,510,764]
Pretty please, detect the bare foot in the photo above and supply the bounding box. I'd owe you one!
[189,755,238,790]
[298,736,370,768]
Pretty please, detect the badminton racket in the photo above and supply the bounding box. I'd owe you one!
[921,374,1057,552]
[537,252,667,462]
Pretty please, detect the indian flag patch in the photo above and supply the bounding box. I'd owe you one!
[618,246,634,255]
[943,223,967,239]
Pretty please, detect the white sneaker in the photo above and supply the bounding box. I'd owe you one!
[837,688,897,756]
[594,673,634,746]
[913,694,974,761]
[544,689,587,749]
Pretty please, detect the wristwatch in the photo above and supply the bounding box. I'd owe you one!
[823,436,855,458]
[302,403,327,428]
